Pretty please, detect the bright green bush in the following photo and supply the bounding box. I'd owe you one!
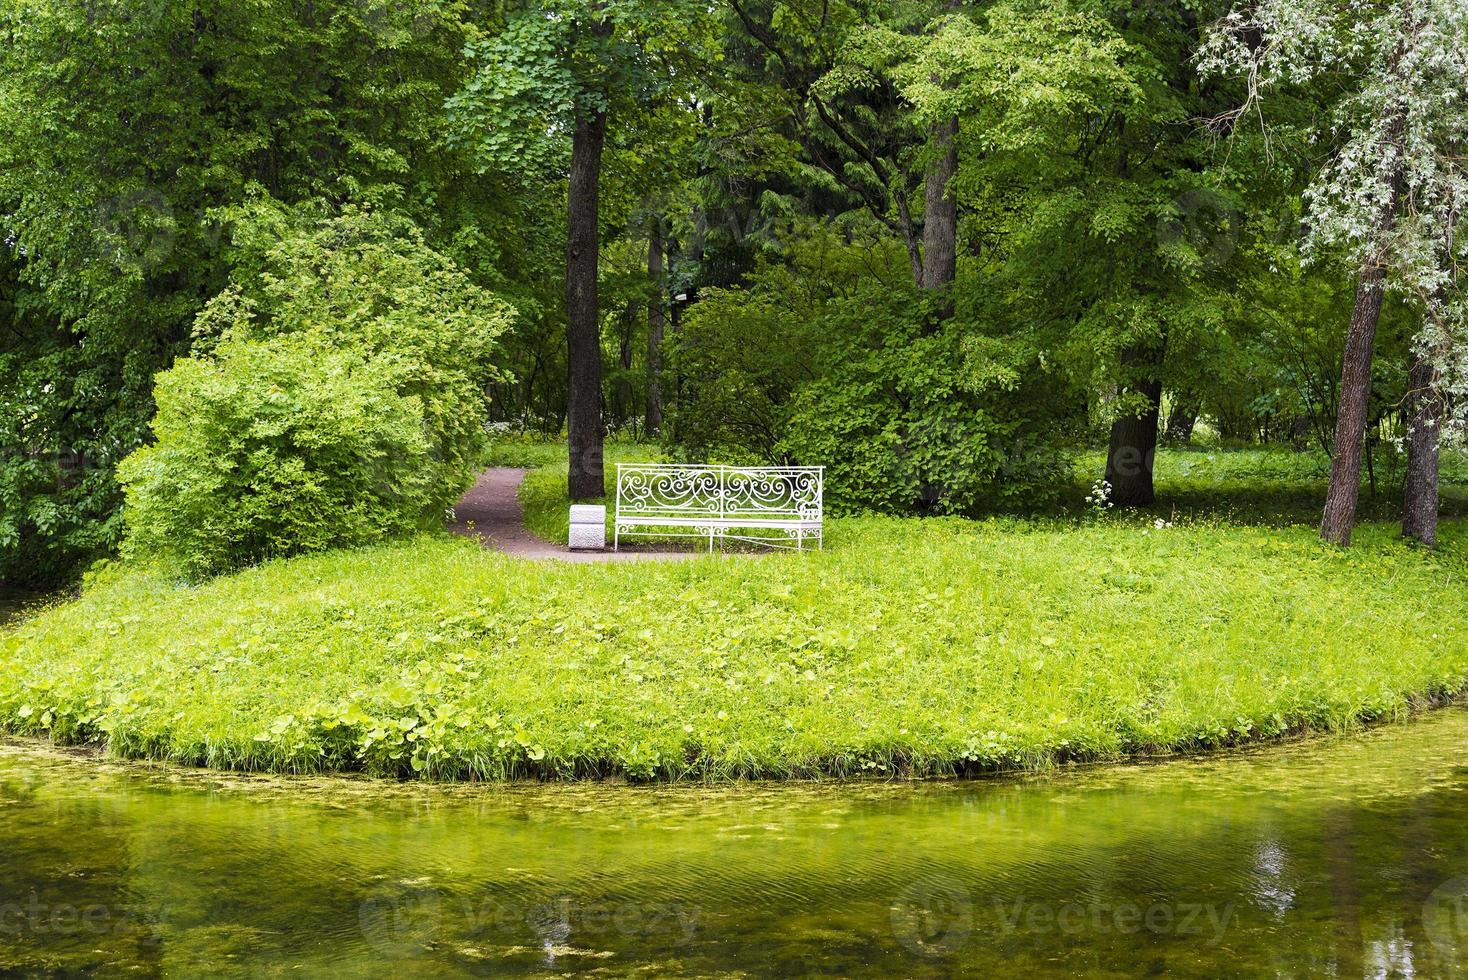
[118,338,437,579]
[778,324,1074,515]
[198,200,513,495]
[118,201,514,577]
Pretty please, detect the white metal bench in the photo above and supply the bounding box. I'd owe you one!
[614,463,823,552]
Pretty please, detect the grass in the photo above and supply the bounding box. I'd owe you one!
[510,438,1468,546]
[4,474,1468,780]
[1068,445,1468,527]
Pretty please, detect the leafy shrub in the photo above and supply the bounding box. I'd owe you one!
[778,306,1075,515]
[118,338,437,578]
[196,199,513,496]
[0,292,143,588]
[118,200,514,577]
[671,225,1075,514]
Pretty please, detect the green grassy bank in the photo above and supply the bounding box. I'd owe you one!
[3,503,1466,780]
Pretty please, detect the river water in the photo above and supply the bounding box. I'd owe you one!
[2,707,1467,977]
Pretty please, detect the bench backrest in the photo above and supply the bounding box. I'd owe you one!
[615,464,823,522]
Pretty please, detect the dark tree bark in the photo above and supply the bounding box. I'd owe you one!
[665,298,684,443]
[1319,257,1393,545]
[566,98,608,501]
[919,2,960,299]
[920,115,958,297]
[1097,124,1163,507]
[919,0,961,298]
[645,216,665,436]
[1289,414,1312,451]
[1402,346,1443,546]
[1404,167,1458,546]
[1104,375,1164,507]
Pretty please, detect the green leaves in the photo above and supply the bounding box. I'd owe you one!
[869,2,1143,149]
[449,13,581,178]
[117,203,514,579]
[0,0,488,586]
[447,0,717,180]
[671,220,1074,515]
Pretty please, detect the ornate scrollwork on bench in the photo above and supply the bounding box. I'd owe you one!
[614,464,823,552]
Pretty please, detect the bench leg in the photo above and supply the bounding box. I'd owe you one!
[614,524,619,552]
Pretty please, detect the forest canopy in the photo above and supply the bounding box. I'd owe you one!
[1,0,1464,584]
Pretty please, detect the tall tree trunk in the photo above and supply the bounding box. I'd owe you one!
[1404,172,1459,546]
[920,115,958,297]
[1320,39,1409,545]
[1104,374,1164,507]
[1098,124,1162,507]
[1402,346,1443,546]
[1319,252,1397,545]
[645,216,665,436]
[668,298,684,444]
[566,101,608,501]
[919,4,960,301]
[1320,264,1391,545]
[1289,414,1311,451]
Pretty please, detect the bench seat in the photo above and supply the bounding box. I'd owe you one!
[613,464,824,552]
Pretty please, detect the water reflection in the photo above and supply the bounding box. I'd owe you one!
[1252,838,1297,917]
[2,708,1467,976]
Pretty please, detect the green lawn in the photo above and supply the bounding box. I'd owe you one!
[1073,446,1468,526]
[512,439,1468,547]
[4,480,1467,780]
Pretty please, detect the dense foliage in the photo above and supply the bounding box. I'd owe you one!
[117,205,512,578]
[2,0,1466,583]
[118,338,439,579]
[672,227,1074,513]
[0,0,535,583]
